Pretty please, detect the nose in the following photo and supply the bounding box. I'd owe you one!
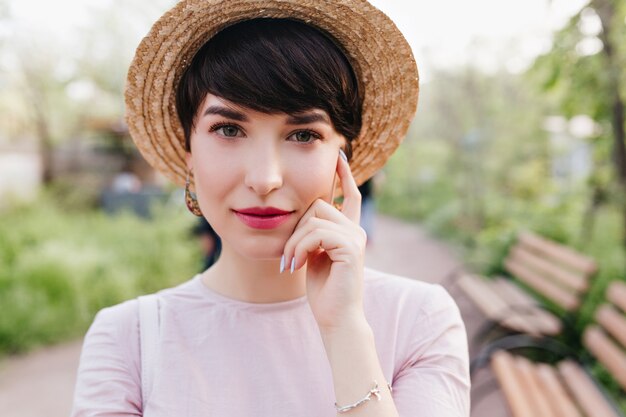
[243,144,283,196]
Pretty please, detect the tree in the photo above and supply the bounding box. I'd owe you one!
[530,0,626,247]
[14,40,74,184]
[0,0,175,185]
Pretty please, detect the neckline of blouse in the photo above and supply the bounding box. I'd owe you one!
[192,273,309,311]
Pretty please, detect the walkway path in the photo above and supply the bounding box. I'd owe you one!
[0,214,508,416]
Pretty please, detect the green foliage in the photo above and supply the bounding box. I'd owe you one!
[378,66,562,273]
[576,207,626,328]
[526,3,626,405]
[377,45,626,409]
[0,190,199,357]
[529,0,626,227]
[380,132,626,396]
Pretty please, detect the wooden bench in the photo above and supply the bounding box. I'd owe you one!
[485,280,626,417]
[457,231,598,338]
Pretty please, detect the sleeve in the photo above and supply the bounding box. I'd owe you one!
[70,301,142,417]
[392,284,471,417]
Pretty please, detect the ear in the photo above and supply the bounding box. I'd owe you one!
[340,136,350,157]
[339,135,347,151]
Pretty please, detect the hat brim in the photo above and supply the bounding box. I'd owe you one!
[125,0,419,195]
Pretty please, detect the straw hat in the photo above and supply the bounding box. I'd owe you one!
[125,0,419,191]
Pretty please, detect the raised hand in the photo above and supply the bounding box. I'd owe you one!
[281,149,367,331]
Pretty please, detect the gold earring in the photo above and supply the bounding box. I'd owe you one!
[185,169,203,217]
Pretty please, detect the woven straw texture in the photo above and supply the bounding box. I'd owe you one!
[125,0,419,192]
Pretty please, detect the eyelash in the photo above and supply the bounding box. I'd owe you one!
[208,122,323,144]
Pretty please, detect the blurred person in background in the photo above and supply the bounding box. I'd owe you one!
[358,178,375,246]
[111,160,142,193]
[192,217,222,270]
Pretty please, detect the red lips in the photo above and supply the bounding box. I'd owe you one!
[234,206,293,216]
[233,207,294,230]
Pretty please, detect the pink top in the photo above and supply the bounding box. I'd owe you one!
[71,267,470,416]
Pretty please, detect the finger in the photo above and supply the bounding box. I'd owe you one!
[282,217,344,269]
[292,198,351,237]
[291,229,351,272]
[328,170,338,206]
[336,150,361,224]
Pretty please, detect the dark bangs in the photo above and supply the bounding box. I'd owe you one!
[175,18,362,160]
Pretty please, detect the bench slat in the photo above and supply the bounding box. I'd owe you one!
[515,356,560,417]
[505,258,579,311]
[517,231,597,275]
[607,281,626,314]
[509,245,588,293]
[491,351,536,417]
[558,360,620,417]
[595,304,626,349]
[493,278,562,335]
[493,276,538,307]
[583,326,626,391]
[457,275,541,336]
[535,363,583,417]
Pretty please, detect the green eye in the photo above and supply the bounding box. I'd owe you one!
[291,130,321,143]
[295,131,312,142]
[221,126,239,137]
[209,123,243,138]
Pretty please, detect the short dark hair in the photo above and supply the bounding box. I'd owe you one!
[175,18,362,161]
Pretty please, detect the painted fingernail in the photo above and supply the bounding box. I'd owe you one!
[280,254,285,273]
[339,149,347,162]
[290,257,295,274]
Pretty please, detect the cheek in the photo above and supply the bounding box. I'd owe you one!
[191,141,234,192]
[191,153,234,241]
[289,154,337,199]
[195,159,229,190]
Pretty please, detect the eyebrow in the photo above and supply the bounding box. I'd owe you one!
[203,105,330,125]
[286,112,331,125]
[203,106,249,122]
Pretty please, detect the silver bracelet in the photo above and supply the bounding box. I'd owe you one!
[334,380,393,413]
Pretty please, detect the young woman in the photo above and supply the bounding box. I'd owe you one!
[71,1,470,416]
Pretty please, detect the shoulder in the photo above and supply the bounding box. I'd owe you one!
[363,270,470,415]
[362,267,466,355]
[363,267,468,377]
[363,267,458,319]
[86,298,140,349]
[87,276,197,338]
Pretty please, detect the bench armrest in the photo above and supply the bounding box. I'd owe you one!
[470,334,580,376]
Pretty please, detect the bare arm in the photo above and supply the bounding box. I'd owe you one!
[321,316,399,417]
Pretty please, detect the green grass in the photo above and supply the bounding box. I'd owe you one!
[0,191,200,357]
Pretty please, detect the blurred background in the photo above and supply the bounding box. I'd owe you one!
[0,0,625,416]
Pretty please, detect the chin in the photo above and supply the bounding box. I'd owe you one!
[234,234,286,260]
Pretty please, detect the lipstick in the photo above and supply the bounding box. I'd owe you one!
[233,207,294,230]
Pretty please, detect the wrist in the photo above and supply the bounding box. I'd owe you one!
[319,316,395,415]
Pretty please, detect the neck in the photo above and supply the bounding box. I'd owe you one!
[200,240,307,303]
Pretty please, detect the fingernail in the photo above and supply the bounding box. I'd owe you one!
[290,257,295,274]
[339,149,347,162]
[280,254,285,273]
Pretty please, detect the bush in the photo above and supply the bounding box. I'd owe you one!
[0,191,200,357]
